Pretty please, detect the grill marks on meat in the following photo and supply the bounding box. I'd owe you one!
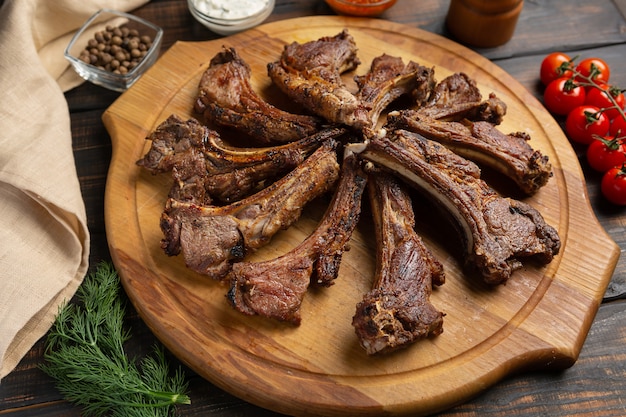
[355,54,436,128]
[137,115,344,204]
[388,111,552,195]
[159,139,341,279]
[267,30,370,129]
[357,129,560,285]
[353,171,445,355]
[227,151,368,324]
[194,47,322,145]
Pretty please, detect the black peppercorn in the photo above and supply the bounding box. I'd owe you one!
[79,24,153,75]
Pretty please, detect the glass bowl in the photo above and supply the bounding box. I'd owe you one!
[64,9,163,92]
[187,0,275,36]
[325,0,397,17]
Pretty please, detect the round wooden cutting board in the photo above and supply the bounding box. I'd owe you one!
[103,16,619,417]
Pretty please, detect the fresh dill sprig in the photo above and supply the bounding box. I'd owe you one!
[40,262,191,417]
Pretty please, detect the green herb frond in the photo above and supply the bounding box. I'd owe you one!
[40,262,190,417]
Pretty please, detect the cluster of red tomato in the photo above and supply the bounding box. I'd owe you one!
[540,52,626,205]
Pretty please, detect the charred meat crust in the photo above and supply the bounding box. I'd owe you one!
[388,110,553,195]
[419,72,507,124]
[137,114,345,204]
[136,115,211,174]
[227,150,368,324]
[353,171,445,355]
[354,54,436,127]
[159,139,341,280]
[194,47,323,145]
[358,129,560,285]
[267,30,371,129]
[138,30,561,349]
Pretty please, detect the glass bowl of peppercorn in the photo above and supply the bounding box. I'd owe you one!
[64,9,163,92]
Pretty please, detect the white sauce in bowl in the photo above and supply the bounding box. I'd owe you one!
[193,0,269,19]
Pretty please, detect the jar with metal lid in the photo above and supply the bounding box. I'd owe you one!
[445,0,523,48]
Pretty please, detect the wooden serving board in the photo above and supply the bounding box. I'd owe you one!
[103,16,619,416]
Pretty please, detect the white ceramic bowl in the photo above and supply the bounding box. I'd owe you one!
[187,0,275,36]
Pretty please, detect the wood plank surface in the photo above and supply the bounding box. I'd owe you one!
[2,1,626,416]
[102,16,618,416]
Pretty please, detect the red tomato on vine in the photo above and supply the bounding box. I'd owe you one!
[585,83,625,121]
[610,116,626,137]
[601,166,626,205]
[540,52,573,86]
[565,105,609,145]
[576,57,611,85]
[544,77,586,115]
[586,136,626,172]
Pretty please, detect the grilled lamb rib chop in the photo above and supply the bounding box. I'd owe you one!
[168,126,344,204]
[194,47,323,145]
[137,114,344,204]
[160,139,340,279]
[419,72,507,125]
[356,129,561,285]
[267,30,370,129]
[137,115,212,174]
[388,111,552,195]
[353,170,445,355]
[355,54,436,127]
[227,150,368,324]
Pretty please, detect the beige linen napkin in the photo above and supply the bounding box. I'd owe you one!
[0,0,148,381]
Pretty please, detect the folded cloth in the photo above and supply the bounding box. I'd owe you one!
[0,0,148,381]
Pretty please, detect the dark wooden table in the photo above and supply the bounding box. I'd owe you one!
[2,0,626,415]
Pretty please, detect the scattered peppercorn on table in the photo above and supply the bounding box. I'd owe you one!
[2,1,626,416]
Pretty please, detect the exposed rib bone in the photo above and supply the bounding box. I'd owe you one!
[267,30,370,129]
[227,150,368,324]
[355,54,435,127]
[419,72,507,124]
[160,139,340,280]
[194,47,323,145]
[356,129,561,285]
[387,111,552,195]
[137,114,345,203]
[353,170,445,355]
